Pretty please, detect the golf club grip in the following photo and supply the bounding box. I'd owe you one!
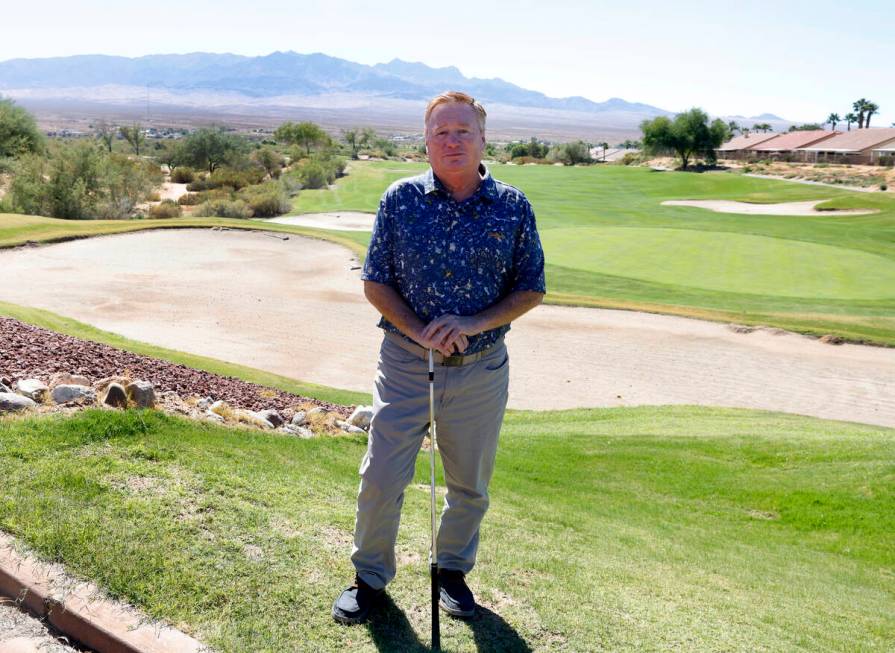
[431,562,440,649]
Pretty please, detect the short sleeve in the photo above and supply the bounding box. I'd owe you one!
[361,191,395,286]
[511,200,546,293]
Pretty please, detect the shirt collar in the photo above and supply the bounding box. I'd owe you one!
[423,164,498,203]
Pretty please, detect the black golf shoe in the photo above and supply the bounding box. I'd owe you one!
[332,575,384,625]
[438,569,476,618]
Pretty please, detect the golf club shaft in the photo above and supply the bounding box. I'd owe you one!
[428,349,440,650]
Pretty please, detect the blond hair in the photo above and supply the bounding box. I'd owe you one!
[424,91,487,133]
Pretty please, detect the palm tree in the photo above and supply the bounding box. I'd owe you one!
[853,98,869,128]
[727,120,741,135]
[864,102,880,128]
[601,142,609,162]
[844,113,858,131]
[826,113,840,131]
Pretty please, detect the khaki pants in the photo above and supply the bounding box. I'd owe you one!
[351,335,510,590]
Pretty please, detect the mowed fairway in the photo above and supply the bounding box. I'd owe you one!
[294,162,895,344]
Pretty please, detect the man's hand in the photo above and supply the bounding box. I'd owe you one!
[419,315,482,356]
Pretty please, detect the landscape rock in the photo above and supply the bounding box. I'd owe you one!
[290,410,307,426]
[14,378,48,402]
[197,397,214,411]
[51,384,96,405]
[93,375,130,392]
[103,383,129,408]
[49,372,92,388]
[257,409,284,428]
[204,411,225,423]
[0,381,10,394]
[307,407,328,418]
[0,392,37,412]
[283,424,314,438]
[346,425,366,434]
[235,409,274,429]
[210,400,231,416]
[348,405,373,429]
[126,380,156,408]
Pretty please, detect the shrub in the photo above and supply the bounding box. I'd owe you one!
[148,199,182,218]
[146,191,161,202]
[621,152,641,166]
[194,198,252,219]
[239,181,292,217]
[880,183,888,191]
[177,192,202,206]
[170,166,195,183]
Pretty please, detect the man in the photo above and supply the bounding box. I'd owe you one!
[332,91,545,625]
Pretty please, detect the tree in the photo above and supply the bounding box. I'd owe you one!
[0,97,44,158]
[826,113,840,131]
[864,102,879,128]
[95,121,115,152]
[844,113,858,131]
[601,142,609,162]
[175,127,248,173]
[275,121,328,156]
[251,146,284,178]
[853,98,870,128]
[640,108,731,170]
[752,122,773,133]
[119,123,145,156]
[342,128,360,159]
[727,120,741,135]
[788,123,824,132]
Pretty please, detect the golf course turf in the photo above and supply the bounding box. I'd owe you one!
[0,162,893,650]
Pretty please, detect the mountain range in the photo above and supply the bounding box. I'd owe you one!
[0,51,672,117]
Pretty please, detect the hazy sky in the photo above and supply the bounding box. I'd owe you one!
[3,0,893,125]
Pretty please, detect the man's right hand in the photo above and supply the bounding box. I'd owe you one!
[414,329,468,358]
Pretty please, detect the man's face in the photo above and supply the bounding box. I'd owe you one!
[425,102,485,180]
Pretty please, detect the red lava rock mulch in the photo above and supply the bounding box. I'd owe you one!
[0,316,350,415]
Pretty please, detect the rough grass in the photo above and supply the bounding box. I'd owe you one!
[0,407,892,652]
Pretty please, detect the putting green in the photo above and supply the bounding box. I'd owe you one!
[541,226,895,299]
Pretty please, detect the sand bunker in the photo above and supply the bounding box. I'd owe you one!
[662,199,876,216]
[265,212,375,231]
[2,229,894,427]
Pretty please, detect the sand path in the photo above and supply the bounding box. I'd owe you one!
[2,229,894,426]
[661,199,876,215]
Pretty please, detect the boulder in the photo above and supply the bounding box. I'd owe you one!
[0,381,10,394]
[257,409,284,428]
[204,411,225,423]
[235,409,274,429]
[126,381,156,409]
[196,397,214,411]
[14,379,48,402]
[0,392,37,413]
[51,384,96,405]
[93,376,130,392]
[283,424,314,439]
[290,410,307,426]
[49,372,92,388]
[348,405,373,429]
[103,383,128,409]
[346,425,366,434]
[210,400,231,417]
[306,407,327,418]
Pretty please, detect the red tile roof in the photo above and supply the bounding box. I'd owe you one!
[799,128,895,153]
[748,130,838,151]
[717,132,780,151]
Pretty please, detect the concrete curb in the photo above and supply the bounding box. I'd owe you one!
[0,533,206,653]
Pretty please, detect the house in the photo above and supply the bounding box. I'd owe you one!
[747,130,838,161]
[717,132,781,159]
[798,128,895,165]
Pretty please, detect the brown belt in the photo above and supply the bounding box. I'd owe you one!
[384,331,500,367]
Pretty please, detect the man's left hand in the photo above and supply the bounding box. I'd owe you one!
[421,315,482,353]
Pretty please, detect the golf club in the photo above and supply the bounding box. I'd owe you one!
[428,348,440,651]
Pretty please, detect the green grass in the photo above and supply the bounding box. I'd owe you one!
[0,301,369,406]
[293,162,895,345]
[1,407,892,652]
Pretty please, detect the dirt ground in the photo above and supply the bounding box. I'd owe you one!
[2,229,894,427]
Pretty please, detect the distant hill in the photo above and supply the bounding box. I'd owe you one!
[0,51,672,117]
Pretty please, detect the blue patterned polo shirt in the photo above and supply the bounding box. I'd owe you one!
[362,165,546,354]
